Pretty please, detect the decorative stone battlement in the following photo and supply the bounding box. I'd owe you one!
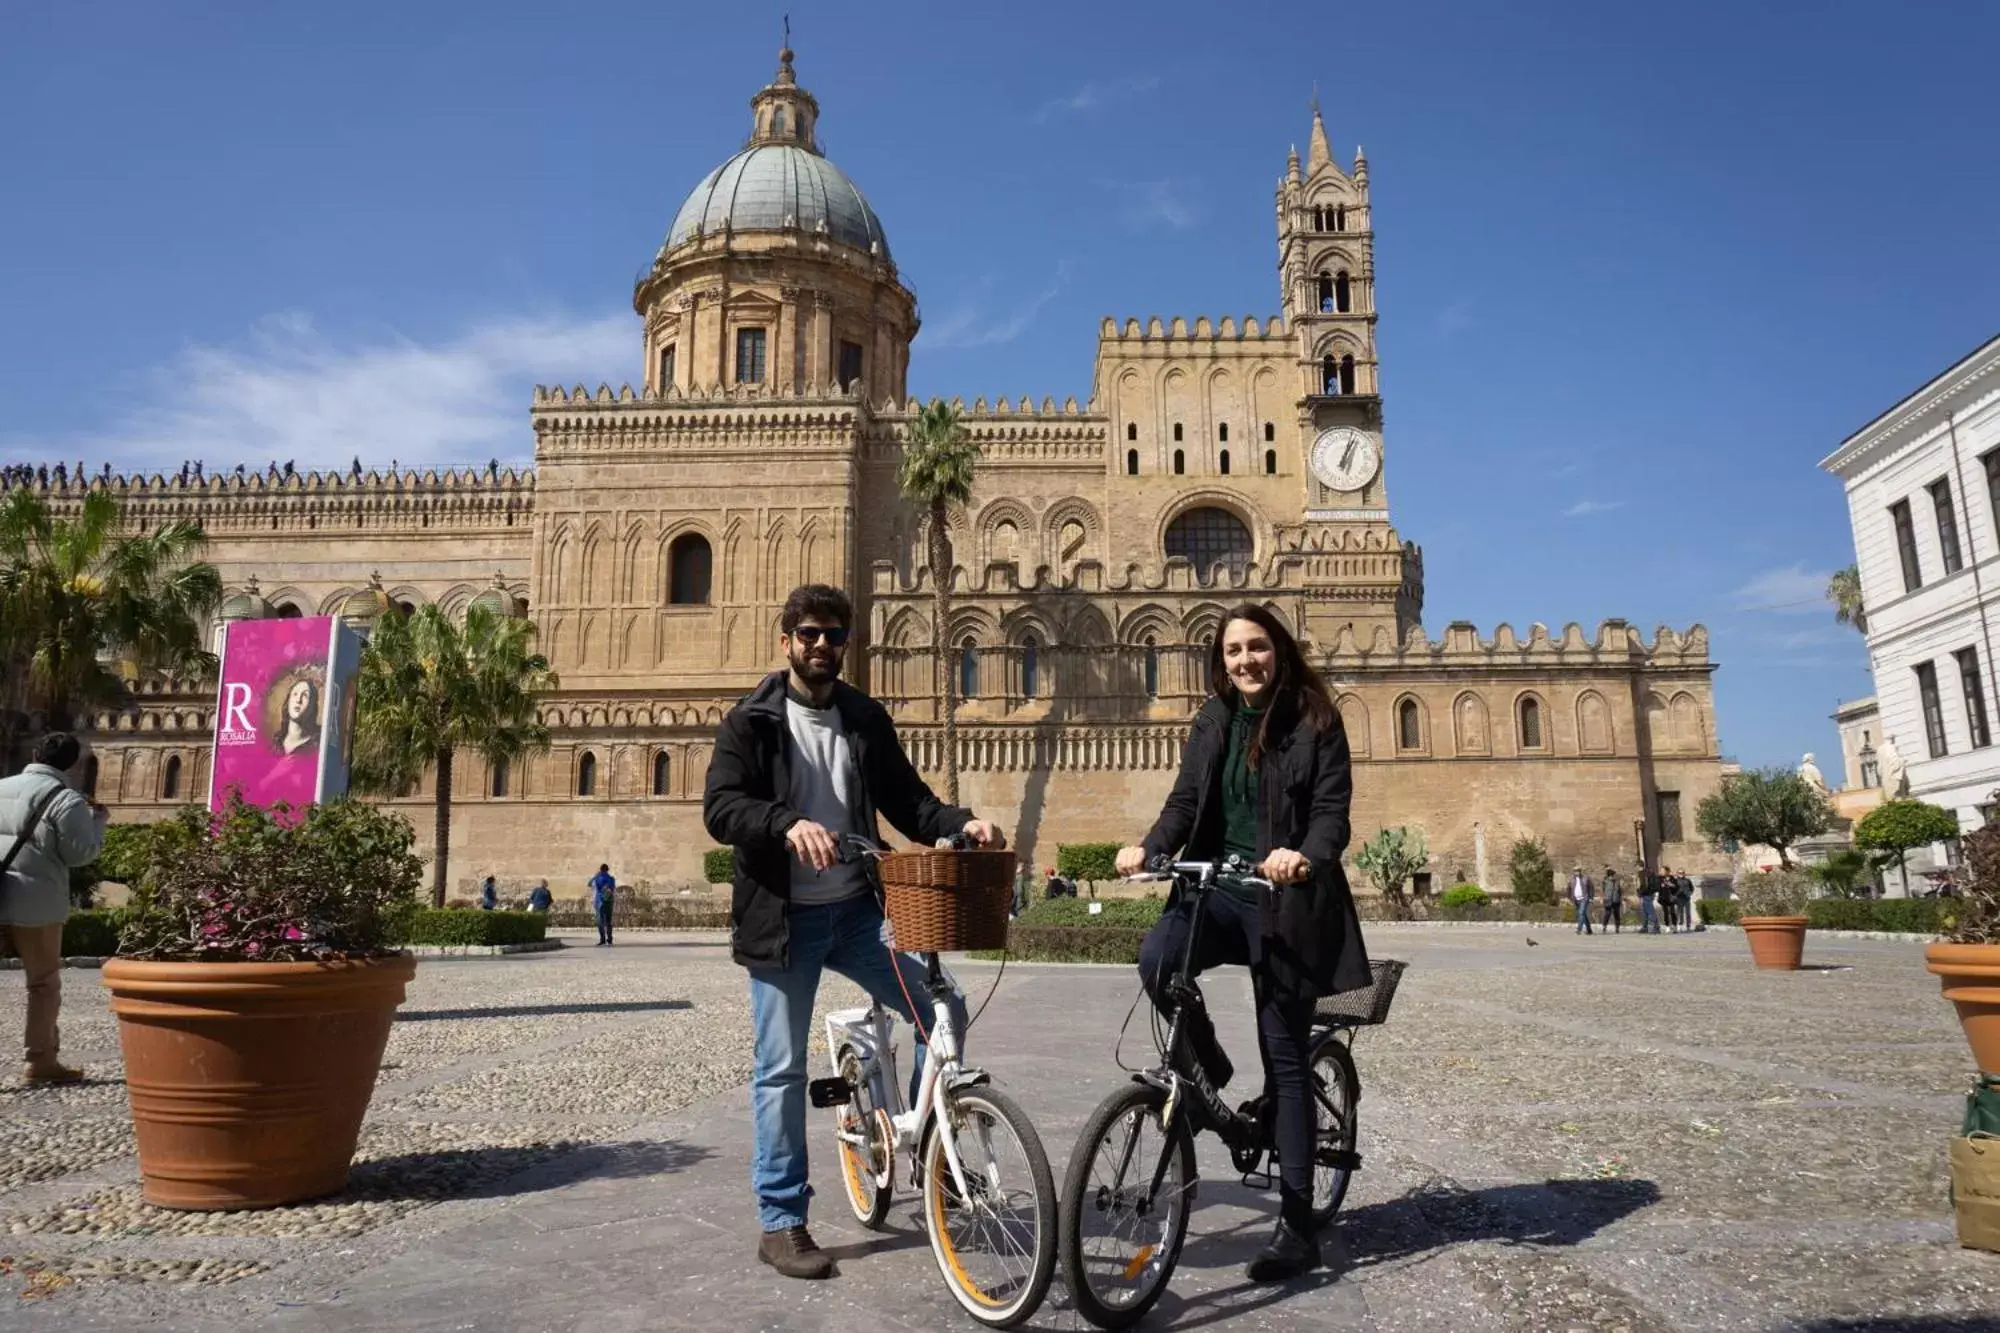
[868,555,1308,597]
[1098,315,1291,343]
[1320,619,1712,668]
[0,464,534,497]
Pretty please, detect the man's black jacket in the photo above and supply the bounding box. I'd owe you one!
[1140,694,1370,1000]
[702,671,972,969]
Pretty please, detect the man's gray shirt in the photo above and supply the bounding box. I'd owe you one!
[785,696,869,905]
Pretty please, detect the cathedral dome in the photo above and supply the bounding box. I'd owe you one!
[664,144,890,258]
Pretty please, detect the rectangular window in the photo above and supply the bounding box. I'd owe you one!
[1931,478,1964,574]
[1985,449,2000,545]
[1891,500,1922,592]
[1959,646,1992,748]
[658,343,676,390]
[734,327,766,384]
[837,340,864,391]
[1655,790,1684,843]
[1917,660,1949,758]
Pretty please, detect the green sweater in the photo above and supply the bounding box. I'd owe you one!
[1219,702,1264,898]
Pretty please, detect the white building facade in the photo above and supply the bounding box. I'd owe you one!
[1823,335,2000,833]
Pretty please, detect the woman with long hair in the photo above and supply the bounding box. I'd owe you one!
[1115,602,1371,1281]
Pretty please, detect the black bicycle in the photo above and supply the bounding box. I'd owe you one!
[1056,855,1405,1329]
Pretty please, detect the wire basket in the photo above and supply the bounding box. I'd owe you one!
[877,849,1017,952]
[1314,959,1407,1026]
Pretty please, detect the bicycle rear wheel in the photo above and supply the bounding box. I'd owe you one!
[1310,1034,1359,1227]
[833,1047,893,1229]
[921,1084,1057,1328]
[1059,1082,1196,1330]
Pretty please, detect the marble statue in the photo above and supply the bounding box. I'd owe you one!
[1877,735,1909,798]
[1799,752,1829,795]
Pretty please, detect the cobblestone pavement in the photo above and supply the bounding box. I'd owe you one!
[2,926,1998,1330]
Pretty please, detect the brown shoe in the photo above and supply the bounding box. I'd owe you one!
[758,1224,834,1280]
[22,1061,84,1086]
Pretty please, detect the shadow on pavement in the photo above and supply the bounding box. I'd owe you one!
[1791,1322,2000,1332]
[344,1138,714,1202]
[1335,1176,1664,1268]
[396,999,693,1022]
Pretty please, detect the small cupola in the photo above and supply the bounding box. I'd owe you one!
[748,40,819,151]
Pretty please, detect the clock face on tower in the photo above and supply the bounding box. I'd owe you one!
[1309,427,1380,493]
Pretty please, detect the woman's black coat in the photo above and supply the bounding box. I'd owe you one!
[1140,694,1372,1001]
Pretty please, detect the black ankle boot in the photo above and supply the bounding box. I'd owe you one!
[1245,1218,1320,1282]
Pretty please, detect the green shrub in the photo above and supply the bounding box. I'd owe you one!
[988,925,1149,964]
[1438,884,1489,917]
[1697,900,1741,926]
[62,909,125,956]
[1509,837,1556,906]
[1056,843,1121,883]
[94,823,157,884]
[702,848,734,884]
[398,909,547,947]
[1016,897,1164,928]
[1737,870,1811,918]
[1805,898,1942,933]
[547,894,731,929]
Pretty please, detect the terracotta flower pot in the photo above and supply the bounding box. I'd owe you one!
[102,954,416,1210]
[1925,942,2000,1076]
[1740,915,1808,970]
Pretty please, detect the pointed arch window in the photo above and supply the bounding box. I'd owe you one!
[1143,637,1159,698]
[1317,272,1334,312]
[1322,355,1339,395]
[491,757,510,798]
[1340,354,1356,395]
[652,751,671,796]
[1264,449,1277,475]
[1173,449,1185,475]
[1219,449,1230,475]
[162,754,182,800]
[577,751,597,797]
[959,637,979,698]
[275,602,302,619]
[669,533,712,605]
[1335,204,1347,231]
[1126,448,1139,476]
[1020,637,1039,699]
[1165,507,1254,581]
[1519,696,1544,750]
[1397,699,1422,751]
[1334,270,1352,313]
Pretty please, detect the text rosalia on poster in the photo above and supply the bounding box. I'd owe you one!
[208,617,364,813]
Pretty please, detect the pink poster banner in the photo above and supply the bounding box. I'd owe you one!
[208,616,363,813]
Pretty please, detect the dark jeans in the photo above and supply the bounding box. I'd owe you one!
[1138,891,1317,1231]
[1602,902,1622,932]
[596,903,613,944]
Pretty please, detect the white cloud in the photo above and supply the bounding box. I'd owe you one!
[1104,180,1197,231]
[922,263,1074,351]
[1733,563,1834,614]
[1563,498,1623,517]
[6,310,632,474]
[1033,77,1160,124]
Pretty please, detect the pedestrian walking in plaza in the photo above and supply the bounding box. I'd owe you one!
[1660,865,1682,932]
[590,865,616,945]
[703,584,1006,1282]
[479,875,498,911]
[1569,865,1595,934]
[1678,870,1702,930]
[1601,865,1623,933]
[1639,867,1661,933]
[527,879,552,913]
[0,733,108,1085]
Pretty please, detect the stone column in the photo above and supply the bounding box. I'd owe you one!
[810,295,832,391]
[1475,821,1488,892]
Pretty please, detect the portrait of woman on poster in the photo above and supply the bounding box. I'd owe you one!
[268,674,322,757]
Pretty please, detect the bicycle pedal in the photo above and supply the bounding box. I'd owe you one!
[808,1076,852,1109]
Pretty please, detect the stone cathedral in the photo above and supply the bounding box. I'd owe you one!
[35,47,1727,894]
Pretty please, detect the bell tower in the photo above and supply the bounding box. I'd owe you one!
[1277,103,1387,526]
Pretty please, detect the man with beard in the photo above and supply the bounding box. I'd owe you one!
[703,584,1006,1281]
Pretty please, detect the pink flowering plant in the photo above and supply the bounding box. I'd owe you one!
[117,796,423,961]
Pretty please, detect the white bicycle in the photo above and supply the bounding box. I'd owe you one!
[809,834,1057,1328]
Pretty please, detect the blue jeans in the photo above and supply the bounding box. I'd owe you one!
[595,903,613,944]
[1640,898,1659,932]
[748,893,969,1233]
[1574,899,1592,933]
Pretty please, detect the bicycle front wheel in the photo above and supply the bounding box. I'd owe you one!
[1311,1035,1359,1227]
[1059,1082,1196,1331]
[921,1084,1057,1329]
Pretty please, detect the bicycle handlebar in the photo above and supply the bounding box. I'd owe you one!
[1123,855,1286,892]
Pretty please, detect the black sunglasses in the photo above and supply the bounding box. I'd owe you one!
[791,625,850,647]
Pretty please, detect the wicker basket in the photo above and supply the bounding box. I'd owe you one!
[878,849,1017,952]
[1314,959,1407,1027]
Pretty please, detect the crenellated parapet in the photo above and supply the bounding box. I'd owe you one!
[530,381,867,457]
[861,397,1107,467]
[1319,619,1712,670]
[868,553,1316,598]
[1,464,536,535]
[1097,315,1291,344]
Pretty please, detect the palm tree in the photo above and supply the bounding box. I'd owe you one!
[350,603,557,906]
[1828,564,1867,635]
[897,399,979,803]
[0,488,220,764]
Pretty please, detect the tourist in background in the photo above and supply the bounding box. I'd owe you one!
[1660,865,1681,932]
[527,879,552,913]
[1569,865,1594,935]
[1639,867,1661,934]
[1600,865,1623,933]
[0,733,108,1085]
[1678,869,1701,929]
[590,865,616,945]
[479,875,498,911]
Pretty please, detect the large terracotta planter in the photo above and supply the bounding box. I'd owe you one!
[1741,915,1808,970]
[1925,942,2000,1076]
[102,954,416,1210]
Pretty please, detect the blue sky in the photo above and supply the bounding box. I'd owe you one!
[4,1,1996,770]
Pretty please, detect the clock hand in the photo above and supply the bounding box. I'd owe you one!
[1339,440,1356,470]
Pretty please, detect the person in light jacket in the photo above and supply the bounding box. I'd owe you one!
[0,733,108,1084]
